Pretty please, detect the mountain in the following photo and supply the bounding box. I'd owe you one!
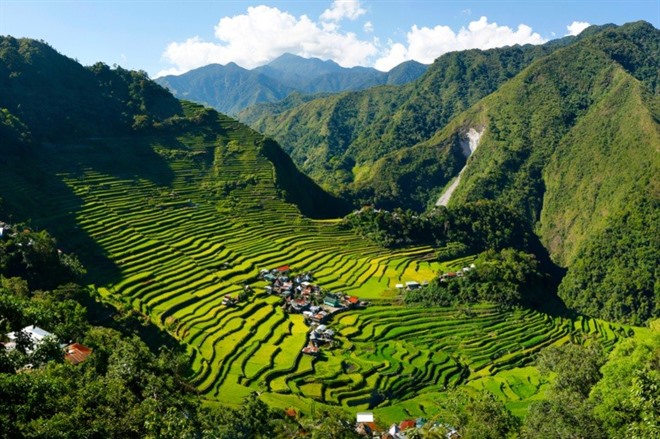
[368,21,659,323]
[155,54,428,115]
[241,22,659,324]
[153,62,295,117]
[241,33,584,195]
[0,36,348,223]
[0,37,181,145]
[443,21,659,324]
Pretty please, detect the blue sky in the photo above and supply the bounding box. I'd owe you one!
[1,0,658,77]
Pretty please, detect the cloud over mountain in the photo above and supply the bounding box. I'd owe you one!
[566,21,591,36]
[159,3,547,76]
[375,17,547,70]
[159,5,377,76]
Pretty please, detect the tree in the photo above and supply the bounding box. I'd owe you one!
[420,389,520,439]
[521,342,607,438]
[590,335,660,438]
[301,407,362,439]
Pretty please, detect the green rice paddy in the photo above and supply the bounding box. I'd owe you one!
[0,116,649,425]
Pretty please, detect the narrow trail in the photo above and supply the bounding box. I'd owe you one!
[436,127,484,207]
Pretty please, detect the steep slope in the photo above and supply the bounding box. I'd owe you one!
[156,54,428,116]
[0,37,180,145]
[243,34,584,195]
[0,36,348,220]
[155,62,295,116]
[400,21,658,323]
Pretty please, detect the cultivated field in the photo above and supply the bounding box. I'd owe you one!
[0,114,644,424]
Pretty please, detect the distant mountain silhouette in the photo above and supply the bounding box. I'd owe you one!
[155,54,428,115]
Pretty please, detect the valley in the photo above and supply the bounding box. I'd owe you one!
[0,20,658,437]
[0,107,646,425]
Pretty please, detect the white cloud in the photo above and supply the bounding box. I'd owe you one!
[320,0,366,22]
[374,16,546,71]
[159,5,377,76]
[159,9,548,77]
[566,21,591,36]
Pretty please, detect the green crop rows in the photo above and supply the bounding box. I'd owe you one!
[0,117,645,425]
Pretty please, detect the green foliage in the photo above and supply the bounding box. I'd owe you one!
[245,33,580,202]
[422,389,521,439]
[405,248,543,308]
[0,36,182,147]
[342,201,533,253]
[590,335,660,438]
[522,336,660,438]
[521,342,607,438]
[0,226,85,291]
[557,194,659,325]
[301,408,362,439]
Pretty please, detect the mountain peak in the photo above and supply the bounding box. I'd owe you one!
[264,53,341,74]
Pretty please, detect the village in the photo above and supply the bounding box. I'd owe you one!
[354,413,461,439]
[259,265,369,356]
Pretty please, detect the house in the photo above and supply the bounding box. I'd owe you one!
[301,344,318,355]
[399,419,416,431]
[405,281,421,290]
[64,343,92,365]
[356,422,379,437]
[3,325,60,353]
[221,295,236,306]
[323,294,341,307]
[388,423,401,437]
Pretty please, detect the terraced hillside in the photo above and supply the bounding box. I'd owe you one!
[0,36,653,430]
[0,108,644,425]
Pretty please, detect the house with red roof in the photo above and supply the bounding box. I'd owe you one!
[64,343,92,365]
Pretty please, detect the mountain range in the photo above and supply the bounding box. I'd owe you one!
[0,22,657,326]
[240,21,659,324]
[155,53,428,115]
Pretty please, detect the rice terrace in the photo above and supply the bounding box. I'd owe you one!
[0,101,647,427]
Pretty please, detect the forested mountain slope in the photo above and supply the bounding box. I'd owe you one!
[0,37,347,220]
[155,53,428,116]
[243,22,658,324]
[383,21,658,324]
[241,31,593,193]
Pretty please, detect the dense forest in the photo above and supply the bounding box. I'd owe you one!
[240,28,604,196]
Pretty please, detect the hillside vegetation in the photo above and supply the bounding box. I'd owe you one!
[0,32,658,437]
[443,21,659,324]
[240,31,589,194]
[245,22,659,325]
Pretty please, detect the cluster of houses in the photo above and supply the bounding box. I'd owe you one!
[2,325,92,368]
[439,263,476,282]
[260,265,367,322]
[301,323,337,355]
[395,280,427,291]
[355,413,460,439]
[259,265,367,356]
